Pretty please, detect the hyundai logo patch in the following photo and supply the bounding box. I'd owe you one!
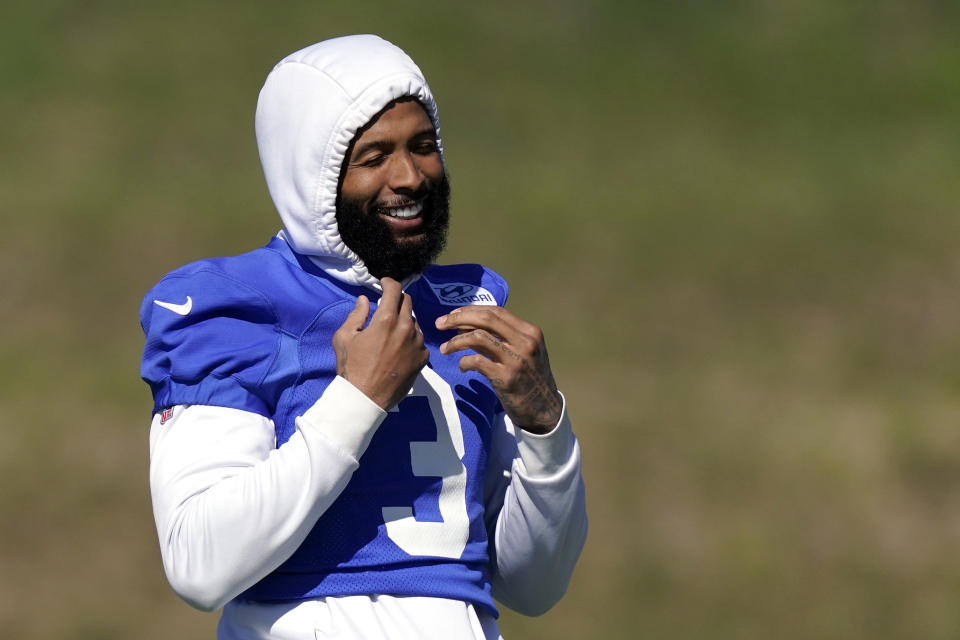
[429,282,498,306]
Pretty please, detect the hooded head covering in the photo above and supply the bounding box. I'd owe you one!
[255,35,444,290]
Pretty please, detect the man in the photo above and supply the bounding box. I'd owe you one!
[140,34,587,640]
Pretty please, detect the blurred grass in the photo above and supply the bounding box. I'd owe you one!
[3,0,960,638]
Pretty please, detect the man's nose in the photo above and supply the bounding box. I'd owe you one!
[388,151,424,192]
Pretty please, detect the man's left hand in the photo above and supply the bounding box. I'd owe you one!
[436,306,562,434]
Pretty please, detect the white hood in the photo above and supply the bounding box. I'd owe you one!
[255,35,444,290]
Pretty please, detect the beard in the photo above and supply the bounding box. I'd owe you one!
[335,174,450,281]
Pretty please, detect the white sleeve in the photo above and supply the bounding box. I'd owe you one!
[483,393,588,616]
[148,376,386,612]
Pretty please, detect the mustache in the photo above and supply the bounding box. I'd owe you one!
[374,198,423,213]
[373,189,430,212]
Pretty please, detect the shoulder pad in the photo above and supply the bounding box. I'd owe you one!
[140,265,281,416]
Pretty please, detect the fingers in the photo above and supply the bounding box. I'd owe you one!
[439,328,515,363]
[399,293,424,341]
[372,279,416,335]
[339,295,369,333]
[457,353,499,380]
[367,280,421,352]
[435,305,536,343]
[437,306,543,366]
[333,284,429,410]
[375,277,403,317]
[399,286,414,319]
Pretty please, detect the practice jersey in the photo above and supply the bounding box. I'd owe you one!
[140,236,510,615]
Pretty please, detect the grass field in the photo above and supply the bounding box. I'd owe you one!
[3,1,960,638]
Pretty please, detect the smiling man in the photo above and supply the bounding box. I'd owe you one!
[140,35,587,640]
[336,97,451,282]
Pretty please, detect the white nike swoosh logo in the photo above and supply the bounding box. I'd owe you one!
[154,296,193,316]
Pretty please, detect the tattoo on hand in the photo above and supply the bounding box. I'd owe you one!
[486,337,561,432]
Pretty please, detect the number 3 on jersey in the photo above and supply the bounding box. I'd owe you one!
[382,366,470,559]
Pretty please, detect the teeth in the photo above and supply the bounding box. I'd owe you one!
[381,202,423,219]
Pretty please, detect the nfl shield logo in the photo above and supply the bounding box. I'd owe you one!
[160,408,175,424]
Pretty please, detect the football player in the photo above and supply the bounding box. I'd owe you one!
[141,34,587,640]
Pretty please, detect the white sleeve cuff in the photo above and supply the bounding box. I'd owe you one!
[298,376,388,460]
[513,392,575,478]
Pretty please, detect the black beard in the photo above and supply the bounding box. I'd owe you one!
[335,175,450,281]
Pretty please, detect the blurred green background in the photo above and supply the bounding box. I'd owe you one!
[3,0,960,638]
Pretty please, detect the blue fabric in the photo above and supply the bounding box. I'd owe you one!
[140,237,510,616]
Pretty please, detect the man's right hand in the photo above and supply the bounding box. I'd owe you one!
[331,278,429,410]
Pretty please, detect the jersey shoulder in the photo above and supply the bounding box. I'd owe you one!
[420,263,509,308]
[139,246,300,417]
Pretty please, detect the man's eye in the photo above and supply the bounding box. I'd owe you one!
[360,154,386,167]
[413,141,438,154]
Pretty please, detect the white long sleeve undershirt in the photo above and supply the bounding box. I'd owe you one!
[149,376,587,638]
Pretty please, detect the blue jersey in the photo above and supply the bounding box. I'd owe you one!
[140,236,509,615]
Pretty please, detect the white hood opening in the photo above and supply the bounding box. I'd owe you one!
[255,34,444,291]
